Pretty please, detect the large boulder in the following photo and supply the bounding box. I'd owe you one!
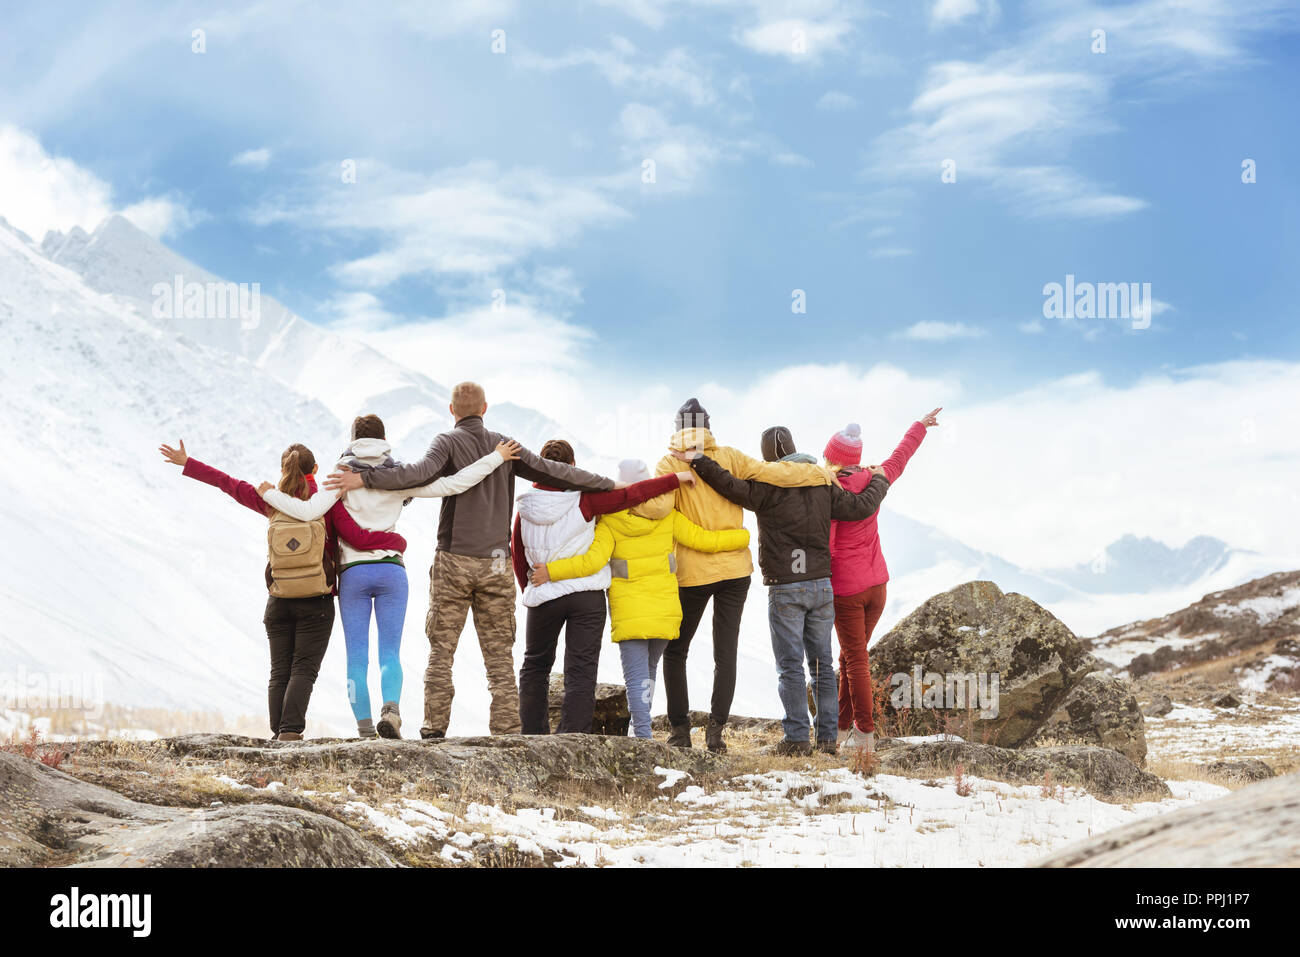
[1025,671,1148,766]
[1038,769,1300,867]
[547,675,630,736]
[876,740,1169,803]
[0,750,395,867]
[869,581,1094,747]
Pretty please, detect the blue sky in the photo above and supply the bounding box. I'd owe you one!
[4,1,1300,567]
[4,0,1298,393]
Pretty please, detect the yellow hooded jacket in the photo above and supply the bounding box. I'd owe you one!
[546,506,749,642]
[651,427,834,587]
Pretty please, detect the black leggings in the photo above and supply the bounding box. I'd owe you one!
[663,575,750,726]
[263,595,335,736]
[517,589,607,734]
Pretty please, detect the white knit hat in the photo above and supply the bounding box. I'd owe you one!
[618,458,651,484]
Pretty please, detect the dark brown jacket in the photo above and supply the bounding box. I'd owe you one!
[361,415,613,558]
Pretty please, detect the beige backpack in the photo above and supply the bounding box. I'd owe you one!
[267,510,329,598]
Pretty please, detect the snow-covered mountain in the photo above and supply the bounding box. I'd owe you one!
[0,212,1286,737]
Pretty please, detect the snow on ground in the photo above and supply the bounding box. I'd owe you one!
[340,767,1228,868]
[1144,699,1300,762]
[1238,655,1299,693]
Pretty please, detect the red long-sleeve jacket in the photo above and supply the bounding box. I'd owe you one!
[182,457,406,594]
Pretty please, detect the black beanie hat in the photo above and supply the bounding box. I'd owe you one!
[761,426,797,462]
[675,397,710,432]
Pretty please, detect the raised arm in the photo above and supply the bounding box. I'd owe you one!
[260,485,339,521]
[167,441,269,517]
[879,419,930,484]
[407,444,514,498]
[672,512,750,553]
[544,523,616,582]
[513,445,614,492]
[689,454,774,512]
[328,501,407,553]
[829,472,891,522]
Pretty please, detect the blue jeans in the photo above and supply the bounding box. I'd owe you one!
[767,578,837,744]
[619,638,669,738]
[338,562,409,723]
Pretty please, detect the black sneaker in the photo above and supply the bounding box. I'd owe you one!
[775,740,813,757]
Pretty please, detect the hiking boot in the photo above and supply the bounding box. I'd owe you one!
[775,740,813,757]
[814,739,837,755]
[420,728,445,741]
[277,731,303,742]
[839,727,875,754]
[667,722,693,749]
[376,701,402,739]
[357,718,376,739]
[704,717,727,754]
[836,727,852,747]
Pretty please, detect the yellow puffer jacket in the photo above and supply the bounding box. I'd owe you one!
[546,507,749,642]
[651,427,834,587]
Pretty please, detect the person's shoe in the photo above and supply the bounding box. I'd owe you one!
[836,727,852,747]
[775,740,813,757]
[376,702,402,739]
[839,727,875,754]
[814,739,837,755]
[420,729,445,741]
[704,717,727,754]
[357,718,376,739]
[667,722,693,749]
[277,731,303,742]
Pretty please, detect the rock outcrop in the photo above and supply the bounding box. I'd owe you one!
[1038,770,1300,867]
[1025,672,1148,766]
[547,676,630,735]
[876,739,1169,802]
[1206,758,1275,783]
[869,581,1096,747]
[0,749,395,867]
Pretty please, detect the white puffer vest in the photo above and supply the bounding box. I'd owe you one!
[516,489,611,608]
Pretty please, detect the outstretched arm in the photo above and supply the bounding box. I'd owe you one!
[580,473,684,520]
[407,443,518,498]
[728,450,833,488]
[672,512,750,553]
[687,453,774,512]
[163,441,269,517]
[878,411,937,483]
[829,472,891,521]
[327,433,453,493]
[513,445,615,492]
[260,485,339,521]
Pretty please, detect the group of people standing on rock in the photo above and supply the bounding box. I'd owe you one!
[161,382,937,756]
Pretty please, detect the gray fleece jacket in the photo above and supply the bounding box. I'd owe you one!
[361,415,614,558]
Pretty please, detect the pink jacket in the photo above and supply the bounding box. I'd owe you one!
[829,422,927,596]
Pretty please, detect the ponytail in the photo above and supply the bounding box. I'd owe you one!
[279,443,316,500]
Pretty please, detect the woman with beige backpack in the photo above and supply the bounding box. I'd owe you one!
[159,439,409,741]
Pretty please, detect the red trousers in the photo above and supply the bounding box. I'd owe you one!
[833,583,887,733]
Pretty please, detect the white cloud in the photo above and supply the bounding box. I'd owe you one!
[929,0,1000,27]
[816,90,858,111]
[894,320,985,341]
[1019,318,1044,334]
[518,40,719,108]
[253,160,628,287]
[230,147,272,170]
[616,103,732,192]
[870,245,912,259]
[0,125,198,240]
[738,17,853,61]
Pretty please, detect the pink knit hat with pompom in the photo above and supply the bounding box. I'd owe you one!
[823,423,863,466]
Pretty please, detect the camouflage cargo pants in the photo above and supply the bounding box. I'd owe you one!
[422,549,520,736]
